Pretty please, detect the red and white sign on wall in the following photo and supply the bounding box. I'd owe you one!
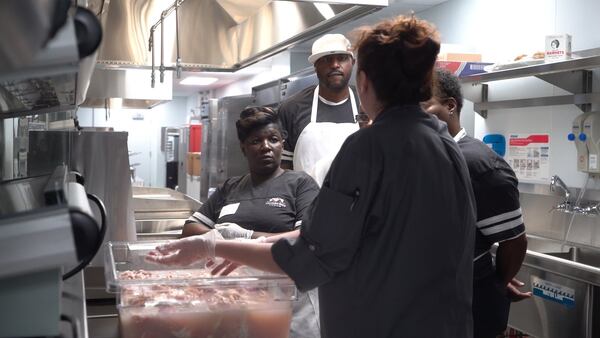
[506,134,550,182]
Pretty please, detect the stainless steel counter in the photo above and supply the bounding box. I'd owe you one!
[84,266,119,338]
[132,186,199,240]
[61,272,88,338]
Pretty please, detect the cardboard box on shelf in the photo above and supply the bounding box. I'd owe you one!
[191,152,201,177]
[436,61,493,77]
[186,152,194,176]
[437,52,482,62]
[545,34,571,61]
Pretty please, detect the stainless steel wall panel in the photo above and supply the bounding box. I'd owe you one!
[520,188,600,249]
[28,130,136,266]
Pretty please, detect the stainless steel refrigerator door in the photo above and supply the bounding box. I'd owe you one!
[178,126,189,194]
[201,95,254,201]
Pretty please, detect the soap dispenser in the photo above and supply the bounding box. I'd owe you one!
[582,113,600,173]
[570,112,591,172]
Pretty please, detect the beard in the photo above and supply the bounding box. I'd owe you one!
[319,71,351,91]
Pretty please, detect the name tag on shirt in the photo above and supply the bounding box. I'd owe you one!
[219,203,240,218]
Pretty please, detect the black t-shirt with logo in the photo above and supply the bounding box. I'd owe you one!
[188,170,319,233]
[458,135,525,280]
[278,85,358,163]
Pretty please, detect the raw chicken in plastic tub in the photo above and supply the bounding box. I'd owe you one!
[105,241,297,338]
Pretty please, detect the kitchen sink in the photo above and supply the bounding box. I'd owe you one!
[134,219,184,241]
[505,234,600,338]
[135,219,185,233]
[131,186,200,240]
[523,234,600,268]
[545,246,600,267]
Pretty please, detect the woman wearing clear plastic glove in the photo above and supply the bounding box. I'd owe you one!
[182,107,318,241]
[179,106,321,337]
[149,15,476,338]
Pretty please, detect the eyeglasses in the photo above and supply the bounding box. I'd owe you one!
[355,113,370,123]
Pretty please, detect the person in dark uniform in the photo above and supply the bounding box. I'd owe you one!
[182,106,319,239]
[181,106,321,338]
[148,15,476,338]
[278,34,360,186]
[421,68,531,338]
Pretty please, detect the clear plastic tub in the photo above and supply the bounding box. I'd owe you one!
[105,241,296,338]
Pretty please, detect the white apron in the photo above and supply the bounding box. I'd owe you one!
[293,86,359,186]
[290,86,358,337]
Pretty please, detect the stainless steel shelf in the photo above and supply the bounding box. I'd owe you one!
[459,48,600,118]
[461,53,600,84]
[474,93,600,111]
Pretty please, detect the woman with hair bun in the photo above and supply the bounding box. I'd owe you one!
[148,16,476,338]
[181,106,319,242]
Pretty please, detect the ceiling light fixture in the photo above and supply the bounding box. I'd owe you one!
[314,3,335,20]
[180,76,219,86]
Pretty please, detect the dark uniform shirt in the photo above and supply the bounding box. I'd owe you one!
[458,134,525,279]
[272,105,476,338]
[187,170,321,338]
[458,134,525,338]
[187,170,319,232]
[278,85,358,163]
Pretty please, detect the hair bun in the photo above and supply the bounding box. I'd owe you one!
[401,37,440,78]
[352,15,440,107]
[236,106,283,142]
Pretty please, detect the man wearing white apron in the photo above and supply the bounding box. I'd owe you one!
[279,34,360,187]
[277,34,359,338]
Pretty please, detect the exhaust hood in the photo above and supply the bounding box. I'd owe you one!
[94,0,384,70]
[82,68,173,109]
[82,0,386,109]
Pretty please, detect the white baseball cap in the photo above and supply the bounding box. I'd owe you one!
[308,34,353,65]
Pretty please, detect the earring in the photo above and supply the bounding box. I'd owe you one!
[449,109,454,116]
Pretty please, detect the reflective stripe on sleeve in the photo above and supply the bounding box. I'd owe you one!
[477,208,522,228]
[186,211,215,228]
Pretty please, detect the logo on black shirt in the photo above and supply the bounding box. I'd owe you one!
[266,197,287,208]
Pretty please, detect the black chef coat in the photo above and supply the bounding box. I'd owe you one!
[272,104,476,338]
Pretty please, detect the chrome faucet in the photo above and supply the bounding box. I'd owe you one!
[550,175,571,200]
[550,174,600,216]
[550,175,573,212]
[575,202,600,216]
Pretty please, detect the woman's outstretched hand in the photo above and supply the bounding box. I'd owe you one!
[146,230,221,266]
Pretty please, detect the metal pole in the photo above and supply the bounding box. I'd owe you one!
[159,11,166,83]
[150,28,155,88]
[148,0,187,84]
[175,0,182,79]
[0,119,4,180]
